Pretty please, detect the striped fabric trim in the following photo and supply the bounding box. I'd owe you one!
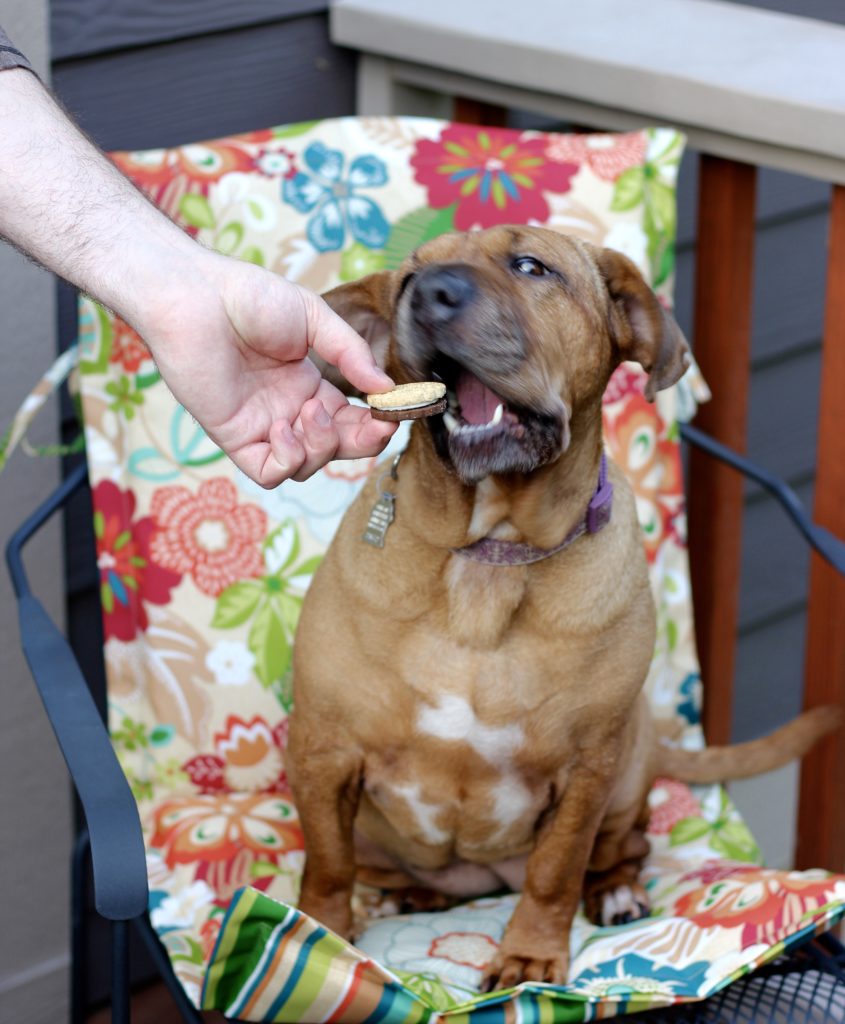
[202,890,845,1023]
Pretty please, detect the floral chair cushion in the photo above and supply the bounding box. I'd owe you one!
[64,117,845,1021]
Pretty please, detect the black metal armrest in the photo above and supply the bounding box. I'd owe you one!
[681,423,845,578]
[5,463,148,920]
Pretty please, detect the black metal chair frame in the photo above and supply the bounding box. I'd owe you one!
[6,425,845,1024]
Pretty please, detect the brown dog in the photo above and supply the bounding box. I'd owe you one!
[287,226,836,990]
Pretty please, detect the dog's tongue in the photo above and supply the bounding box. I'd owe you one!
[456,371,502,424]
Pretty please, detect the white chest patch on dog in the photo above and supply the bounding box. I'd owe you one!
[394,782,449,845]
[491,772,533,829]
[416,694,524,763]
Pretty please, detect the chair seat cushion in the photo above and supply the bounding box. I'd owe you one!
[138,775,845,1020]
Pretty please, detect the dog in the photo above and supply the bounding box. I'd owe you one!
[286,226,837,990]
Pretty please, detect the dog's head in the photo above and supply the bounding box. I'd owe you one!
[323,226,690,484]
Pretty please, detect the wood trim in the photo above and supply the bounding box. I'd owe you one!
[796,184,845,873]
[453,97,507,126]
[687,156,757,747]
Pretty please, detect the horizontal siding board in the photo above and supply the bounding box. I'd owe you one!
[679,191,828,365]
[732,613,806,742]
[676,152,830,248]
[745,347,820,482]
[738,481,813,632]
[51,0,329,61]
[52,16,356,152]
[751,211,828,365]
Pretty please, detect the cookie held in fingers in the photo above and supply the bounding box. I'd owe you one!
[366,382,447,421]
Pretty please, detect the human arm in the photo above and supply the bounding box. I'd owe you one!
[0,64,397,485]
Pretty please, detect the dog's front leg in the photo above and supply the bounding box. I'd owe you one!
[288,748,362,940]
[482,761,616,990]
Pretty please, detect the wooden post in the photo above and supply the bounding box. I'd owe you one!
[795,185,845,874]
[687,156,757,747]
[453,97,507,126]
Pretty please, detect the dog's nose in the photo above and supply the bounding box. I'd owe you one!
[412,266,476,324]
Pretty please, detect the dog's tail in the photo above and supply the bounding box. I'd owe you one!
[657,706,842,784]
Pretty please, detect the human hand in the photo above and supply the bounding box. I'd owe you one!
[136,251,398,487]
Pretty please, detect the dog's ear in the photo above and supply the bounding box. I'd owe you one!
[319,272,396,394]
[594,248,691,401]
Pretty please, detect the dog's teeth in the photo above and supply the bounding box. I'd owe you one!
[443,410,459,434]
[491,403,504,426]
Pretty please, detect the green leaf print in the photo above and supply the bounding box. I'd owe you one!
[384,205,457,270]
[241,245,265,267]
[710,820,761,863]
[272,120,319,139]
[216,221,245,255]
[248,601,290,688]
[179,193,216,229]
[669,815,710,847]
[212,580,264,629]
[340,241,386,282]
[610,167,645,212]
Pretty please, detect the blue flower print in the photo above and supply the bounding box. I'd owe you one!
[571,952,711,999]
[282,142,390,252]
[677,672,702,725]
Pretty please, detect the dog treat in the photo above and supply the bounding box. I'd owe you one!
[367,382,447,421]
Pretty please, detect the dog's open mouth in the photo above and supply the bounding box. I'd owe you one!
[426,354,565,483]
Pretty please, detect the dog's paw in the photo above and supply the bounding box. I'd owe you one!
[585,881,650,927]
[480,949,568,991]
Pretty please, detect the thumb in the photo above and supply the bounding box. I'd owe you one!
[302,289,393,395]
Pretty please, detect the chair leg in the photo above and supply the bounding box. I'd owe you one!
[70,827,90,1024]
[132,916,205,1024]
[112,919,131,1024]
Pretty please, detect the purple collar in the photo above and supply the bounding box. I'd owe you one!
[451,453,613,566]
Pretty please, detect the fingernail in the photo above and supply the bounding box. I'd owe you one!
[373,369,393,388]
[281,421,298,445]
[314,406,332,428]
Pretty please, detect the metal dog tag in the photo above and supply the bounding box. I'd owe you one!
[362,490,396,548]
[361,453,402,548]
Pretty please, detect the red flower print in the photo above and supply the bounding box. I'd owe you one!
[412,124,578,230]
[150,479,267,597]
[545,131,648,182]
[255,146,298,180]
[648,778,703,836]
[183,715,289,794]
[93,481,182,641]
[602,363,647,405]
[673,866,842,947]
[110,319,151,374]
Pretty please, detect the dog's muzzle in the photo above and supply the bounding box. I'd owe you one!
[396,265,568,483]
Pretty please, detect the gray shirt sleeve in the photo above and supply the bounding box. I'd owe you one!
[0,25,34,73]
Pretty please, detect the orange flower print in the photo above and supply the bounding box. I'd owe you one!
[604,393,683,561]
[150,479,267,597]
[182,715,289,794]
[110,319,152,374]
[545,131,648,182]
[149,792,303,899]
[112,138,263,225]
[673,865,843,947]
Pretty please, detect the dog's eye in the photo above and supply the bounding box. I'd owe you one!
[512,256,550,277]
